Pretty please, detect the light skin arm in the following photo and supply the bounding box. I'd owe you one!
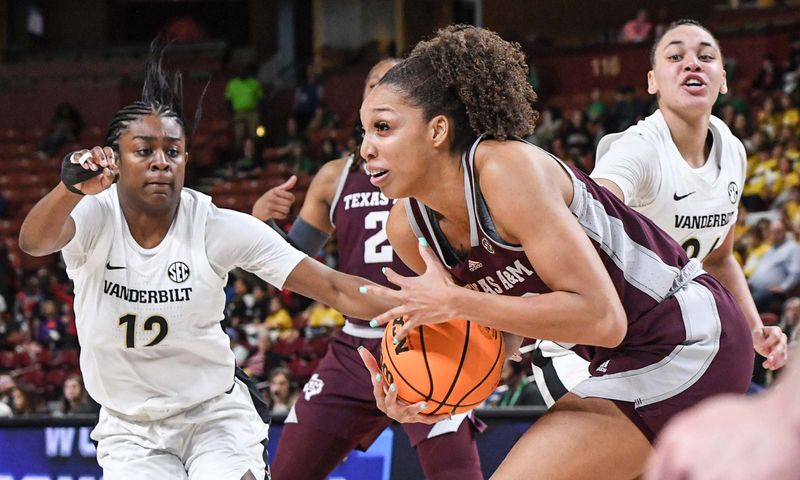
[646,352,800,480]
[593,178,626,203]
[19,147,117,256]
[704,227,787,369]
[282,257,394,322]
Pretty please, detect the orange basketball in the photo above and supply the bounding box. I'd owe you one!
[380,316,505,415]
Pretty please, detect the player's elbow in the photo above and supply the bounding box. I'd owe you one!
[594,298,627,348]
[18,230,47,257]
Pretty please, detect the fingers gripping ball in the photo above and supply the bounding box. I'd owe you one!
[380,317,504,415]
[61,151,104,195]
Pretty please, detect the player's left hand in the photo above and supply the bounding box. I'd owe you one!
[360,238,461,339]
[752,326,788,370]
[357,346,451,424]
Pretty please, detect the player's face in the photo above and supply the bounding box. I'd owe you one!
[359,85,436,199]
[116,114,187,214]
[648,25,726,115]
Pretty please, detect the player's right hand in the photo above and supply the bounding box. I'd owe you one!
[69,147,118,195]
[252,175,297,221]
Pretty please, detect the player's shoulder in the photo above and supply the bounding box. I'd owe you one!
[314,156,351,186]
[596,113,662,161]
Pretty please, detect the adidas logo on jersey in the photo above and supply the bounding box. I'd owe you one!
[597,360,610,373]
[468,260,483,271]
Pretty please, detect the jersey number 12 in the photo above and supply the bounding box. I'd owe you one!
[119,314,169,348]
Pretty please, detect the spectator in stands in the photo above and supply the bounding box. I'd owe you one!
[36,103,84,159]
[784,186,800,231]
[528,105,563,147]
[14,277,43,324]
[621,9,653,43]
[749,219,800,312]
[561,109,593,159]
[10,385,35,416]
[59,374,97,416]
[243,328,285,381]
[585,88,607,123]
[489,360,545,408]
[303,301,344,329]
[225,63,263,148]
[293,64,324,132]
[743,221,773,277]
[0,374,15,409]
[267,367,297,415]
[34,299,65,348]
[265,295,292,331]
[246,283,271,322]
[780,297,800,349]
[284,141,314,176]
[607,86,644,133]
[305,101,339,134]
[753,54,783,93]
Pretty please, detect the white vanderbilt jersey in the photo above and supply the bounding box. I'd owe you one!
[592,110,746,261]
[63,185,305,420]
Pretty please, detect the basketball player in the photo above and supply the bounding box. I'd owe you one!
[17,45,393,480]
[252,59,485,480]
[646,344,800,480]
[532,19,788,407]
[356,25,753,478]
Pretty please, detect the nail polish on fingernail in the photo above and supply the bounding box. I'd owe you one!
[381,267,386,274]
[418,237,429,247]
[419,402,428,410]
[359,286,368,294]
[357,345,365,352]
[389,383,397,392]
[375,373,382,382]
[392,338,398,345]
[369,319,379,328]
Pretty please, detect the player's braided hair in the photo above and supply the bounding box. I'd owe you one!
[378,25,538,153]
[104,39,207,152]
[649,19,722,67]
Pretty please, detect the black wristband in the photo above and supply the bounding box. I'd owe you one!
[61,151,103,195]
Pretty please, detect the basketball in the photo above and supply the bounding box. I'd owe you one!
[380,316,505,415]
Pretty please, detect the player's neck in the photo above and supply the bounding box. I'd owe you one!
[413,153,470,228]
[120,202,179,249]
[661,108,711,168]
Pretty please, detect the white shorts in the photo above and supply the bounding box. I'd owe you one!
[530,340,591,407]
[92,377,269,480]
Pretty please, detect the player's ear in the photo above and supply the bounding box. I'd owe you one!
[430,115,450,150]
[720,69,728,95]
[647,70,658,95]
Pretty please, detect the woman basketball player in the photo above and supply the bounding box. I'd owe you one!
[356,25,753,479]
[253,59,484,480]
[533,19,787,407]
[18,43,393,479]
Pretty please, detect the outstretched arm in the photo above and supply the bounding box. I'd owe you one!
[283,257,395,322]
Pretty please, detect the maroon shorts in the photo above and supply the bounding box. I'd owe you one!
[287,330,484,450]
[576,275,754,442]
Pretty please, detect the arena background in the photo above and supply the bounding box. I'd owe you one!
[1,0,799,478]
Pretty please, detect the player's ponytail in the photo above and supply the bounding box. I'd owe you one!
[379,25,538,152]
[104,38,207,151]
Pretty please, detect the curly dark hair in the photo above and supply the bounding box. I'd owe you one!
[649,19,722,67]
[378,25,538,153]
